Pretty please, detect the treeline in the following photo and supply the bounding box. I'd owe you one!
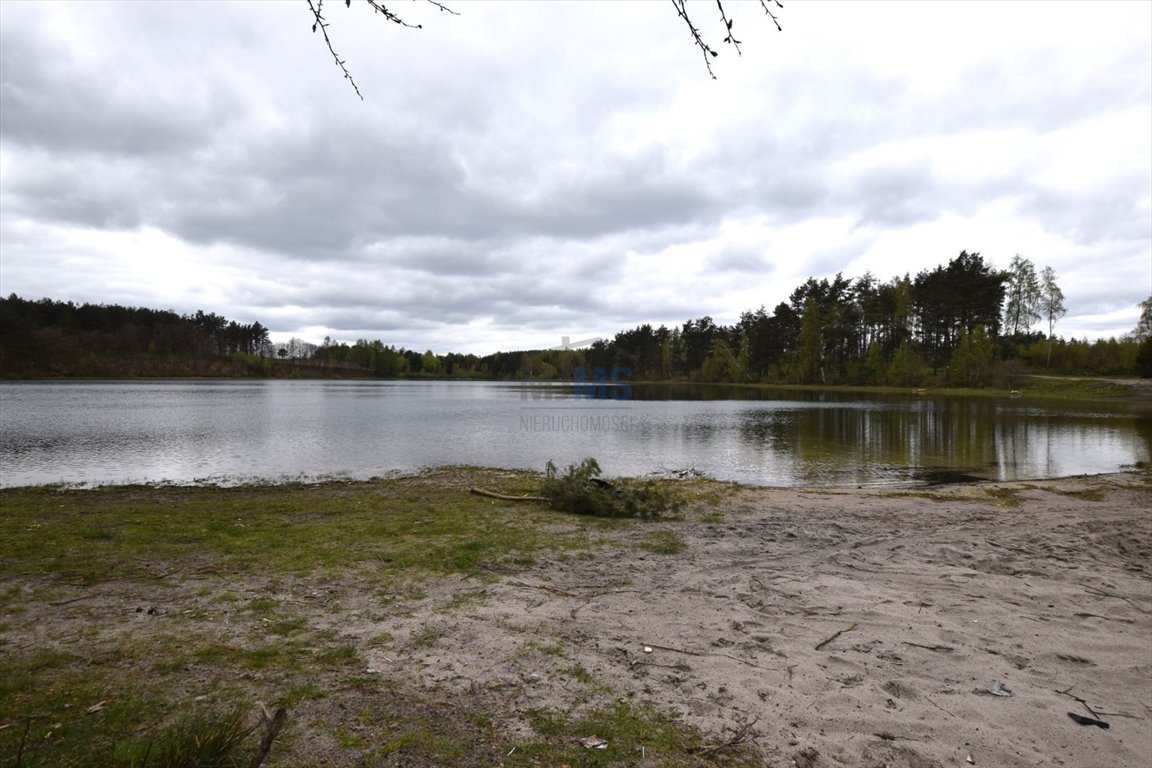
[491,251,1150,385]
[3,251,1150,383]
[564,251,1149,385]
[0,295,278,377]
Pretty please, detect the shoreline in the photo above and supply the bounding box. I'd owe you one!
[1,469,1149,766]
[3,373,1147,399]
[2,465,1148,493]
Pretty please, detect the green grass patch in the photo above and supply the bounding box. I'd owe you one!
[406,625,443,649]
[1032,485,1108,502]
[516,701,760,766]
[983,487,1023,508]
[560,663,595,683]
[0,470,607,589]
[1018,376,1135,399]
[639,530,688,555]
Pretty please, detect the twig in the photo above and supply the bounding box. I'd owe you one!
[1077,582,1149,613]
[307,0,363,100]
[365,0,420,27]
[1055,686,1102,719]
[902,641,954,652]
[508,580,578,598]
[924,694,956,719]
[423,0,459,14]
[757,0,784,32]
[715,0,741,56]
[248,707,287,768]
[48,594,101,607]
[670,0,719,78]
[15,717,30,768]
[814,623,857,651]
[469,487,547,502]
[644,643,778,671]
[630,659,693,671]
[692,715,759,755]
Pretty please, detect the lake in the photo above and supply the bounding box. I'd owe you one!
[1,380,1149,488]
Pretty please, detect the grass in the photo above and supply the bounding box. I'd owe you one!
[639,529,689,555]
[1016,375,1135,399]
[0,469,601,589]
[0,468,754,767]
[516,700,756,766]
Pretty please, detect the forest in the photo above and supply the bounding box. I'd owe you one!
[3,252,1150,383]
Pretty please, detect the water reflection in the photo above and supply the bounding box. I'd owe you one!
[0,380,1147,488]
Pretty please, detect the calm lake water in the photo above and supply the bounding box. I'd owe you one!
[1,380,1149,488]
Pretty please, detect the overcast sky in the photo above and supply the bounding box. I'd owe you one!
[1,0,1149,353]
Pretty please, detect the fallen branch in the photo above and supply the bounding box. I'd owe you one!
[469,487,547,502]
[248,707,287,768]
[814,623,857,651]
[1056,686,1102,719]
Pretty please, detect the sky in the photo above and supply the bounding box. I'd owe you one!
[1,0,1149,354]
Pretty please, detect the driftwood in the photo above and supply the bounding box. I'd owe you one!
[469,487,547,502]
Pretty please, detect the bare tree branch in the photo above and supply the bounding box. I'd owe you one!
[308,0,363,100]
[716,0,741,57]
[758,0,784,33]
[311,0,783,97]
[673,0,785,79]
[421,0,460,16]
[363,0,422,28]
[670,0,719,79]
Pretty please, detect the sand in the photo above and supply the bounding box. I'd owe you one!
[355,472,1152,767]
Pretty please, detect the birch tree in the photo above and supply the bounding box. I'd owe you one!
[1003,254,1041,336]
[1038,266,1066,367]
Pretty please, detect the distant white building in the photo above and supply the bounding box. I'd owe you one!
[551,335,601,351]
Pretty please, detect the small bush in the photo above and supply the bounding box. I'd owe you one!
[540,458,682,520]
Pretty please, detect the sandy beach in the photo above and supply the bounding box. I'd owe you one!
[353,472,1152,767]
